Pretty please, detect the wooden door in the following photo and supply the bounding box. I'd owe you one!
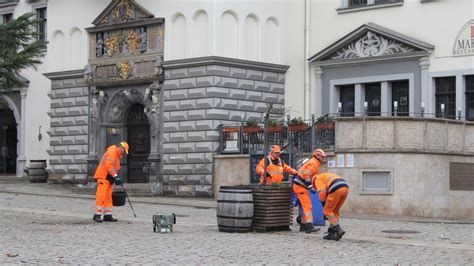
[127,104,150,183]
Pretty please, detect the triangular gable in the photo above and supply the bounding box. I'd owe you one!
[309,23,434,62]
[92,0,154,26]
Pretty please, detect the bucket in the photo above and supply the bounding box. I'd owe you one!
[112,191,126,206]
[216,186,254,233]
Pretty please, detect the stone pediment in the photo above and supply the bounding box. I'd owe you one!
[92,0,154,26]
[309,23,434,63]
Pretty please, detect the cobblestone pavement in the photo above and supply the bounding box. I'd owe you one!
[1,191,473,264]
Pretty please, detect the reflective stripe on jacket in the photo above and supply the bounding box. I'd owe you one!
[297,157,321,182]
[313,172,348,202]
[256,155,297,184]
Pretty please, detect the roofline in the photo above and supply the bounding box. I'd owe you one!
[308,22,435,63]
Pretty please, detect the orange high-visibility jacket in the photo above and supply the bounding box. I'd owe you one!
[256,155,297,184]
[297,157,322,182]
[94,145,122,180]
[313,172,348,202]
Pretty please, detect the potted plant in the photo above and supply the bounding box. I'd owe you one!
[267,118,284,133]
[242,119,261,134]
[315,114,335,130]
[287,117,309,132]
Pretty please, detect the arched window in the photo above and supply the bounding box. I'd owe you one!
[171,13,187,59]
[244,15,259,61]
[220,11,238,58]
[193,10,209,57]
[264,17,279,63]
[51,30,65,71]
[69,28,82,69]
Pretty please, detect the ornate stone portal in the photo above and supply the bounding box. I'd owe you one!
[85,0,164,193]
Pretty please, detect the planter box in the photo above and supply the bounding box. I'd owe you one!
[250,184,293,232]
[288,124,309,132]
[267,125,284,133]
[243,126,261,134]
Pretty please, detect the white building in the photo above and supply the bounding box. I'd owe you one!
[0,0,472,206]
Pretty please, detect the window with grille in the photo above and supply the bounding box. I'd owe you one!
[391,80,409,116]
[36,7,46,41]
[435,77,456,119]
[340,85,355,117]
[365,83,381,116]
[362,171,392,193]
[1,13,12,24]
[466,75,474,121]
[349,0,368,7]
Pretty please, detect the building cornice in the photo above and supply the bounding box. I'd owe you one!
[162,56,290,73]
[43,69,84,80]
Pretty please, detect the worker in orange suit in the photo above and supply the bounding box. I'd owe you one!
[313,172,349,241]
[293,148,326,233]
[255,145,298,185]
[92,142,129,223]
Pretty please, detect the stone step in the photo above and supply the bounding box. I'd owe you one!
[71,183,156,197]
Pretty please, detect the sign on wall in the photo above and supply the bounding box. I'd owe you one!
[453,20,474,56]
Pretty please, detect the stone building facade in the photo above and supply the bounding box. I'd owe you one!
[43,0,289,197]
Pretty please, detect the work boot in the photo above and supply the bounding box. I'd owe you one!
[92,214,102,223]
[333,224,345,241]
[300,223,320,234]
[103,215,118,222]
[323,226,337,240]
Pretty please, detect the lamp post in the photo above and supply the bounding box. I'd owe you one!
[421,102,425,117]
[393,101,398,117]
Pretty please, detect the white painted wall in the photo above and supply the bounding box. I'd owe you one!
[309,0,474,73]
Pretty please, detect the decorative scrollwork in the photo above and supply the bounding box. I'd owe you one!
[105,34,119,57]
[119,61,133,80]
[127,29,140,54]
[332,31,414,60]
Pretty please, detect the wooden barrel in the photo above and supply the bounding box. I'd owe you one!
[29,160,48,183]
[216,186,254,233]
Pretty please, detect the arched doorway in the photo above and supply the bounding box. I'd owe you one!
[127,104,150,183]
[0,100,18,174]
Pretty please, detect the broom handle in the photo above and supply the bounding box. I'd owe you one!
[121,184,137,217]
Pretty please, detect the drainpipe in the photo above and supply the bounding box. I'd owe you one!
[304,0,311,119]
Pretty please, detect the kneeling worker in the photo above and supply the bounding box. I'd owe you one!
[92,142,129,223]
[256,145,298,185]
[313,172,349,240]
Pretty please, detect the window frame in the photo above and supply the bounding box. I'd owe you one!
[35,6,46,41]
[338,0,403,14]
[435,76,456,119]
[359,169,394,195]
[465,75,474,121]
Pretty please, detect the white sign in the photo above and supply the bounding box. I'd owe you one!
[337,154,345,168]
[453,20,474,56]
[327,160,336,168]
[346,154,355,168]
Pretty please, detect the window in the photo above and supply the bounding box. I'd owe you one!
[1,13,12,24]
[349,0,367,7]
[365,83,381,116]
[362,171,392,193]
[435,77,456,119]
[391,80,409,116]
[466,75,474,121]
[450,162,474,191]
[339,85,355,117]
[36,7,46,41]
[340,0,403,12]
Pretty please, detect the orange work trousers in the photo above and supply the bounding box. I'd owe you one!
[95,179,113,215]
[293,185,313,224]
[323,187,349,226]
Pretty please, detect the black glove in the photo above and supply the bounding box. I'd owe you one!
[265,172,271,178]
[113,175,122,185]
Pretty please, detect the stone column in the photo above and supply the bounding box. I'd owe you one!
[145,82,162,195]
[381,81,390,116]
[313,66,323,118]
[419,57,430,115]
[456,74,464,119]
[17,88,27,177]
[355,84,364,116]
[87,87,100,186]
